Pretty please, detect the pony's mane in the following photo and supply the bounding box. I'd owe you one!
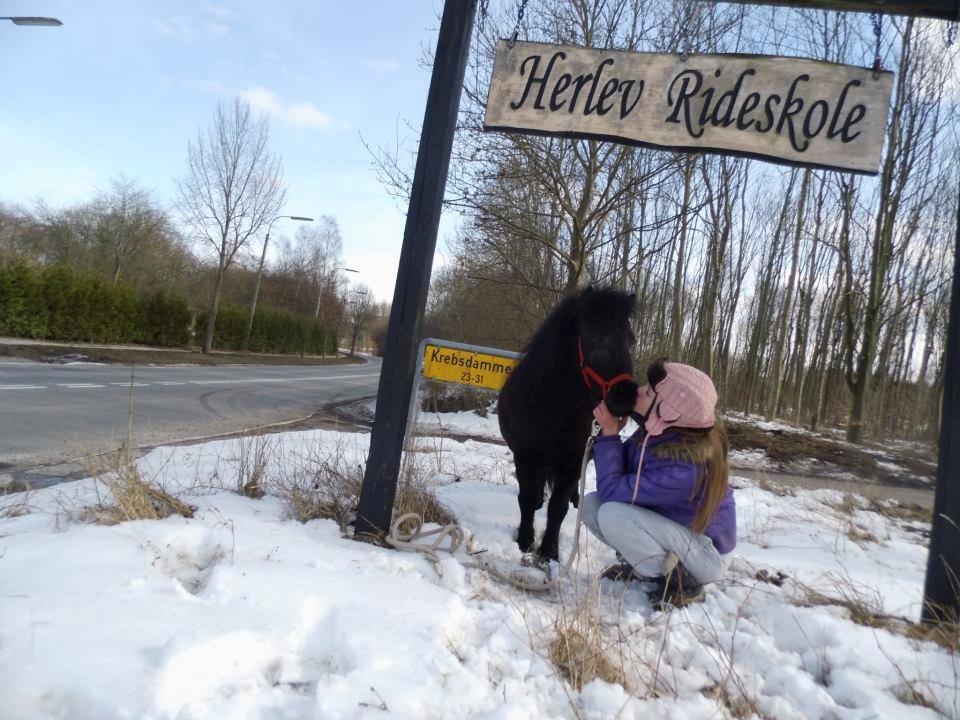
[517,287,633,391]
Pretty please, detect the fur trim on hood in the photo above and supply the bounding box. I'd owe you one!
[648,425,718,464]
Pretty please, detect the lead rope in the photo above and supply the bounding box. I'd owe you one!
[382,422,602,592]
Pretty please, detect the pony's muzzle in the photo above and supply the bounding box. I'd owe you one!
[604,378,639,418]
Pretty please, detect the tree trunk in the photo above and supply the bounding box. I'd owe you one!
[845,23,914,443]
[767,168,811,419]
[811,279,842,431]
[203,261,226,354]
[671,156,694,358]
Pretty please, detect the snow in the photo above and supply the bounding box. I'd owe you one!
[1,420,955,720]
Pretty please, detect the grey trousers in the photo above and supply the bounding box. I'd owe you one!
[581,492,729,584]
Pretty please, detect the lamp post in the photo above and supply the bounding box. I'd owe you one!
[243,214,313,352]
[347,289,369,357]
[0,16,62,26]
[311,266,357,357]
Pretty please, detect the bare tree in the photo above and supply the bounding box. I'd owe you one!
[177,98,286,354]
[345,285,375,356]
[92,175,168,284]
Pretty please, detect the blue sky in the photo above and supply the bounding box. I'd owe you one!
[0,1,458,302]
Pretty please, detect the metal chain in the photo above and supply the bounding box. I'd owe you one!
[478,0,490,34]
[509,0,529,47]
[678,0,697,61]
[870,12,883,72]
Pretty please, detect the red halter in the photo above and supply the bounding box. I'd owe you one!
[578,336,634,398]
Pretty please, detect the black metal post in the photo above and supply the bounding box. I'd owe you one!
[355,0,477,538]
[922,182,960,623]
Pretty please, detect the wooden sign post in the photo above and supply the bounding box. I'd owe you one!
[485,41,893,174]
[355,0,477,539]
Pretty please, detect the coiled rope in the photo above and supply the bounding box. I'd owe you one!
[382,423,602,592]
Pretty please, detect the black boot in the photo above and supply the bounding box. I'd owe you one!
[646,562,705,610]
[600,559,639,581]
[598,551,639,582]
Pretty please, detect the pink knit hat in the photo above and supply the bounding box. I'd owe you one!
[643,362,717,437]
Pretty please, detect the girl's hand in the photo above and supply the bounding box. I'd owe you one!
[593,402,626,437]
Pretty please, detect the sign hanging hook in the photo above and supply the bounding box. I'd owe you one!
[677,0,698,62]
[508,0,529,48]
[870,11,884,74]
[478,0,490,35]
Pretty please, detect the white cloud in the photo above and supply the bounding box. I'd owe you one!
[240,86,334,129]
[205,22,230,36]
[205,4,233,18]
[366,59,399,74]
[154,16,193,42]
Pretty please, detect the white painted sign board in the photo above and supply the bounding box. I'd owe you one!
[484,40,894,175]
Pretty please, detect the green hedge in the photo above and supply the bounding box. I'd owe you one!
[197,304,336,355]
[0,262,191,347]
[0,262,335,354]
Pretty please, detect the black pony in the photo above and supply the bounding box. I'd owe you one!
[497,287,638,562]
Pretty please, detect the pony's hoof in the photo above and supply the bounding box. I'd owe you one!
[537,544,559,564]
[521,552,551,575]
[516,528,535,553]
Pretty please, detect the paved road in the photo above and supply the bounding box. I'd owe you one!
[0,358,381,468]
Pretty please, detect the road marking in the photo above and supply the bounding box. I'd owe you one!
[184,372,380,386]
[0,371,379,393]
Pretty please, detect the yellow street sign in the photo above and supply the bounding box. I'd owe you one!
[421,343,518,391]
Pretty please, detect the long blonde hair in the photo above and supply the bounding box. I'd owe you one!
[656,419,729,534]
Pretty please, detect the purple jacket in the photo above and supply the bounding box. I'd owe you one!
[592,425,737,554]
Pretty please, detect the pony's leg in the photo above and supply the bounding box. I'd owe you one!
[538,474,577,562]
[515,459,543,554]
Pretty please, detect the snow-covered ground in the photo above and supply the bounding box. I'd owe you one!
[1,419,955,719]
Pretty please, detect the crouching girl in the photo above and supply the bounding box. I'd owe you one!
[583,359,735,609]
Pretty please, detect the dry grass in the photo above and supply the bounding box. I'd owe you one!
[844,524,879,545]
[0,484,34,518]
[703,682,762,719]
[725,420,935,484]
[548,602,626,692]
[903,618,960,653]
[231,433,273,499]
[798,573,960,656]
[799,575,892,630]
[274,441,456,536]
[81,457,194,525]
[893,681,938,711]
[757,475,796,497]
[827,493,859,517]
[823,494,881,546]
[865,498,931,524]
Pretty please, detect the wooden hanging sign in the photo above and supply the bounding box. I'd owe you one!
[696,0,959,21]
[484,40,894,175]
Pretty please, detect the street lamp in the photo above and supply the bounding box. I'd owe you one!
[243,214,313,352]
[1,17,62,26]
